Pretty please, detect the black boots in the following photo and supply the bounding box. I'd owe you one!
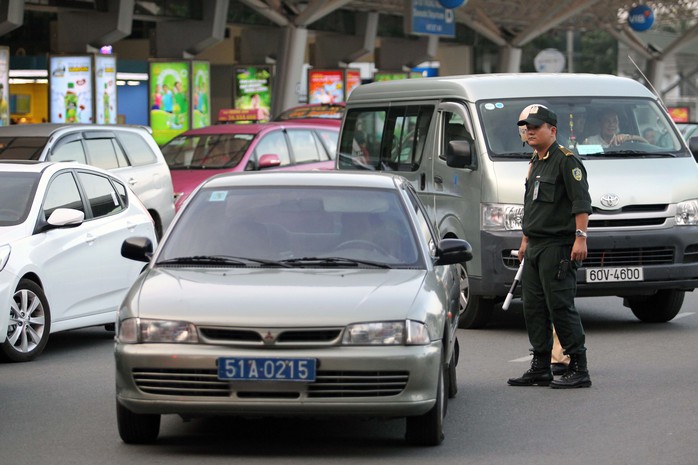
[508,352,553,386]
[550,352,592,389]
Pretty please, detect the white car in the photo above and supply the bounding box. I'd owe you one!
[0,161,157,362]
[0,124,175,238]
[115,170,472,446]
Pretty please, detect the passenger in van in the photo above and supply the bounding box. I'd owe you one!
[508,104,593,389]
[583,109,647,147]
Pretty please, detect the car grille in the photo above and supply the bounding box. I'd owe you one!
[584,247,674,267]
[198,327,343,346]
[132,368,409,398]
[501,246,676,270]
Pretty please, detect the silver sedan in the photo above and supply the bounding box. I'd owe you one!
[115,170,472,446]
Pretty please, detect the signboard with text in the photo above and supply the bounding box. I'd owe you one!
[404,0,456,38]
[308,69,344,104]
[233,65,272,121]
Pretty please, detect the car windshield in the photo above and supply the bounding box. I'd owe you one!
[161,133,254,169]
[158,185,422,268]
[0,137,48,161]
[0,171,40,226]
[477,97,688,159]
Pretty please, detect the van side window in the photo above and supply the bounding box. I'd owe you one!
[85,138,127,170]
[337,106,433,171]
[442,112,469,158]
[118,132,157,166]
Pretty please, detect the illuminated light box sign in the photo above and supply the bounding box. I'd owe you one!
[192,61,211,129]
[149,61,192,145]
[308,69,345,104]
[217,108,268,123]
[95,54,117,125]
[233,65,272,121]
[49,55,95,124]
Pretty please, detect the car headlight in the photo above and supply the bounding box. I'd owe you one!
[0,244,10,272]
[342,320,430,346]
[482,204,524,231]
[118,318,199,343]
[676,200,698,225]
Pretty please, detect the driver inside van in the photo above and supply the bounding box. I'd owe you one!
[583,108,647,147]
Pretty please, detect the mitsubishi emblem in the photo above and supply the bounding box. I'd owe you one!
[263,331,276,344]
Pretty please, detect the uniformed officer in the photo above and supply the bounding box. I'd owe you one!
[508,104,593,389]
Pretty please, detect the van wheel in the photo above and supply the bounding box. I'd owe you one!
[625,290,684,323]
[457,264,494,329]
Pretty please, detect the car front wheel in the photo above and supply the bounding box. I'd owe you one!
[405,364,445,446]
[117,401,161,444]
[0,279,51,362]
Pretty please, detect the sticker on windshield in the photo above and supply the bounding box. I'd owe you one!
[495,102,504,109]
[484,103,495,110]
[209,191,228,202]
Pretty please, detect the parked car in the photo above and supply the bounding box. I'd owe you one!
[0,124,175,238]
[273,103,345,124]
[160,121,339,210]
[0,161,158,362]
[677,122,698,141]
[115,170,472,446]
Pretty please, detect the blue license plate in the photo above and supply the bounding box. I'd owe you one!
[217,357,317,382]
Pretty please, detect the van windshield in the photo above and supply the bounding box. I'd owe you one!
[479,97,687,159]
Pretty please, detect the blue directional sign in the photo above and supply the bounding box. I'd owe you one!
[405,0,456,38]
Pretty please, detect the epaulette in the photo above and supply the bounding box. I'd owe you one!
[560,146,574,156]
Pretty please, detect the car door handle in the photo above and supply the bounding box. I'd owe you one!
[434,175,443,184]
[126,220,137,232]
[127,178,137,186]
[85,233,96,245]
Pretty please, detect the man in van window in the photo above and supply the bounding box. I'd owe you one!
[583,108,647,147]
[508,104,593,389]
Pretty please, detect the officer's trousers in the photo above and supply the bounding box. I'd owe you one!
[522,241,586,356]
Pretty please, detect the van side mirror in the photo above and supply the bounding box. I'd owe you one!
[446,140,474,169]
[689,136,698,162]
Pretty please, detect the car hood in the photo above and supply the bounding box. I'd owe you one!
[0,224,30,244]
[170,168,236,195]
[130,267,428,326]
[491,156,698,207]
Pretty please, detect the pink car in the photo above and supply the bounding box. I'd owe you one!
[161,121,339,210]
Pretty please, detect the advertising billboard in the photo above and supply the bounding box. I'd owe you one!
[49,55,94,123]
[233,65,272,121]
[192,61,211,129]
[345,68,362,99]
[0,46,9,126]
[149,61,190,145]
[95,54,117,124]
[308,69,344,104]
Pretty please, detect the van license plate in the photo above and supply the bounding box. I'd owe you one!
[586,267,643,282]
[217,357,316,382]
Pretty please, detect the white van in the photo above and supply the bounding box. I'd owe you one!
[337,73,698,328]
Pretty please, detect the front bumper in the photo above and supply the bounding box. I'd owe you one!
[471,227,698,299]
[115,341,442,418]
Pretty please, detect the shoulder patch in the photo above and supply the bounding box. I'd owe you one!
[560,146,574,156]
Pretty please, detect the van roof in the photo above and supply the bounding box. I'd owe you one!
[347,73,656,103]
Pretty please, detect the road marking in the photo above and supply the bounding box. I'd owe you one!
[673,312,695,320]
[510,355,533,363]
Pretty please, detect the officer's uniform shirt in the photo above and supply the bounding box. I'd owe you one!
[522,141,592,242]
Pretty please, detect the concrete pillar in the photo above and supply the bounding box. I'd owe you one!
[155,0,229,58]
[0,0,24,36]
[56,0,133,53]
[312,11,378,67]
[646,58,665,97]
[498,45,522,73]
[272,26,308,117]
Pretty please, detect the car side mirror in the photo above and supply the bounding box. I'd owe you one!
[446,140,474,169]
[434,238,473,265]
[258,153,282,169]
[121,236,154,263]
[36,207,84,233]
[689,136,698,162]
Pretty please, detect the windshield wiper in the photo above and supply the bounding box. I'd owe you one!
[602,150,676,157]
[494,152,533,159]
[157,255,291,267]
[278,257,392,269]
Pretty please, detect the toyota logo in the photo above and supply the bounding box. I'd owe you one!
[600,194,620,208]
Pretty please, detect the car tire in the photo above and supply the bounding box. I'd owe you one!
[405,363,445,446]
[457,263,495,329]
[625,289,685,323]
[0,279,51,362]
[447,338,459,399]
[117,401,161,444]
